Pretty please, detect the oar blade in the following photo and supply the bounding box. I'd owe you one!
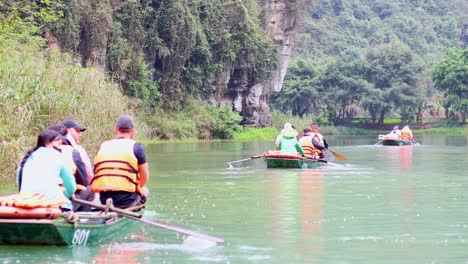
[328,149,347,161]
[71,196,224,244]
[134,216,224,244]
[226,154,264,167]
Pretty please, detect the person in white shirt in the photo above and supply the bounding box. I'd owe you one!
[387,125,402,138]
[16,129,76,210]
[62,119,93,182]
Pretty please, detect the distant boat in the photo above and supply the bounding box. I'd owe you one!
[263,150,326,169]
[378,135,414,146]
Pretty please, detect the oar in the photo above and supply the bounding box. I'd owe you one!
[326,148,347,161]
[71,196,224,244]
[226,155,264,167]
[300,156,328,163]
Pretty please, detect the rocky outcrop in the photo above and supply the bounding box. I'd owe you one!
[221,1,297,127]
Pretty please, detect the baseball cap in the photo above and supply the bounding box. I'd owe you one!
[116,115,134,130]
[62,120,86,132]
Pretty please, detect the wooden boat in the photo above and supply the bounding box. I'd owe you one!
[0,210,137,246]
[378,135,414,146]
[264,151,326,169]
[0,194,140,246]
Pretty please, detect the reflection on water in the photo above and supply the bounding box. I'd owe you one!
[383,145,413,173]
[267,168,323,260]
[299,169,324,259]
[94,244,143,264]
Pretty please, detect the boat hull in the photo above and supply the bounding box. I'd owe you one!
[0,212,135,246]
[265,157,323,168]
[382,139,413,146]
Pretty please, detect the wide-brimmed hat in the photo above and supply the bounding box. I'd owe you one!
[281,127,298,137]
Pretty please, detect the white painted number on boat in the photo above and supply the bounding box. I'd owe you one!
[72,229,91,246]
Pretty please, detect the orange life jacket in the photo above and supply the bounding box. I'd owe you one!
[298,135,314,157]
[400,128,413,140]
[91,138,140,193]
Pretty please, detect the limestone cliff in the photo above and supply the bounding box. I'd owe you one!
[219,1,298,127]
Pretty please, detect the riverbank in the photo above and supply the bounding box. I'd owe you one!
[233,125,468,141]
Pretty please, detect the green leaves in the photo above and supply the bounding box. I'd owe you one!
[431,48,468,122]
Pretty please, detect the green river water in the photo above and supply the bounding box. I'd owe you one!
[0,135,467,263]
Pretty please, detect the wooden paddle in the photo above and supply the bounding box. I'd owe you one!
[326,148,347,161]
[71,196,224,244]
[226,155,264,166]
[299,156,328,163]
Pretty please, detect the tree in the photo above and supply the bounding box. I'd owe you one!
[431,48,468,123]
[362,42,424,123]
[0,0,65,43]
[319,59,369,122]
[271,58,321,117]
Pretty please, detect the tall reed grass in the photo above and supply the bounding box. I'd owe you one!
[0,38,141,180]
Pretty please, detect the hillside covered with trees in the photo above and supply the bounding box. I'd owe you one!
[273,0,467,124]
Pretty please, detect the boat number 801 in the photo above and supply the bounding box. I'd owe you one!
[72,229,91,245]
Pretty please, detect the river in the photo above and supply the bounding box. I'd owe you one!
[0,135,467,263]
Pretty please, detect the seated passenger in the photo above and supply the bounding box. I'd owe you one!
[276,122,292,148]
[400,125,414,141]
[387,126,402,139]
[299,128,315,158]
[16,129,76,211]
[48,123,94,211]
[278,126,305,156]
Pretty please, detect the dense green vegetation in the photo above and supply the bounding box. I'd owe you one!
[0,37,245,179]
[1,0,465,129]
[0,37,134,179]
[273,0,467,124]
[43,0,278,112]
[431,48,468,122]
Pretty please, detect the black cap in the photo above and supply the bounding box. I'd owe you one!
[116,115,134,130]
[62,120,86,132]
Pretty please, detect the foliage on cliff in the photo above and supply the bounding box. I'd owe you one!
[44,0,278,111]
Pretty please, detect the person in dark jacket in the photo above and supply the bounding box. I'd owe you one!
[48,123,94,211]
